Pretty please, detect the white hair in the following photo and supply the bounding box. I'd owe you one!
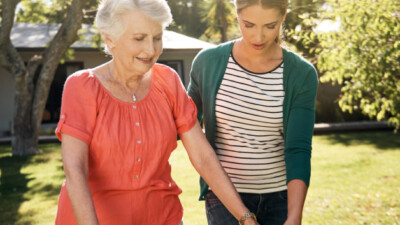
[95,0,173,54]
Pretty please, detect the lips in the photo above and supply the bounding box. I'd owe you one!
[136,57,153,64]
[252,43,266,50]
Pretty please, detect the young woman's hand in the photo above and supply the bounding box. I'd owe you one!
[244,218,259,225]
[283,216,301,225]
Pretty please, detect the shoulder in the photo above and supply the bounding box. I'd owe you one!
[152,64,188,107]
[153,63,184,90]
[283,48,315,72]
[63,69,101,97]
[65,69,97,88]
[153,63,180,82]
[283,48,315,69]
[193,41,234,65]
[283,48,318,85]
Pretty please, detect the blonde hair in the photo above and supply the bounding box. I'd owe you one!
[234,0,288,44]
[95,0,172,54]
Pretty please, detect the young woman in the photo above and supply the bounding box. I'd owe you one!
[188,0,318,224]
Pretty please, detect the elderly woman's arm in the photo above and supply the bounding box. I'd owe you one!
[61,134,99,225]
[180,121,258,225]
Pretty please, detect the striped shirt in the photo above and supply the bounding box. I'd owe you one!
[214,55,287,194]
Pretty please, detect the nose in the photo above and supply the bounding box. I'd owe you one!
[254,28,265,43]
[143,39,156,56]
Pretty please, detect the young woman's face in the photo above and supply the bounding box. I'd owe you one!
[237,5,285,52]
[107,10,163,75]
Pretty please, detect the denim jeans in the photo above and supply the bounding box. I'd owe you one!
[205,190,288,225]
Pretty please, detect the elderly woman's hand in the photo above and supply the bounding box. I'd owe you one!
[239,212,259,225]
[181,122,261,225]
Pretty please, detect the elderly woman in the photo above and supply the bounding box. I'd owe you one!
[54,0,258,225]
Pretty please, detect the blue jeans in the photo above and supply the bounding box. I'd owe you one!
[205,190,288,225]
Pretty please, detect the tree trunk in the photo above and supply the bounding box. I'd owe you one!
[217,0,228,43]
[220,26,227,43]
[0,0,88,155]
[11,55,42,155]
[31,0,87,140]
[12,69,39,155]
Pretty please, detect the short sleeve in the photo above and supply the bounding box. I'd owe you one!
[169,69,197,134]
[55,72,98,145]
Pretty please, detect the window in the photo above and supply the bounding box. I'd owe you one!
[43,62,83,123]
[157,60,184,83]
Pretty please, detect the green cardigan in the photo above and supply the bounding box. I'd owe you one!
[188,41,319,200]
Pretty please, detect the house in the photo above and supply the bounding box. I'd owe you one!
[0,23,215,136]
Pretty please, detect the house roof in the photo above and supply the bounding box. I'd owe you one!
[11,22,215,50]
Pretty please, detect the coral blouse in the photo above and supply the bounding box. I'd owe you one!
[55,64,197,225]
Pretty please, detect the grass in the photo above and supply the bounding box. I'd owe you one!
[304,132,400,225]
[0,131,399,225]
[0,144,64,225]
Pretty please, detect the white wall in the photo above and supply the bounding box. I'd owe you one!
[0,68,15,135]
[73,51,109,68]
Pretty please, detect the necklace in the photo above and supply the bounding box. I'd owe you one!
[132,93,137,102]
[107,64,142,103]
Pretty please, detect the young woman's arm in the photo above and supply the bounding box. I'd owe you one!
[180,122,258,225]
[284,68,319,225]
[284,179,307,225]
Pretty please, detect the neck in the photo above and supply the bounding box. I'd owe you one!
[108,60,146,92]
[236,38,282,60]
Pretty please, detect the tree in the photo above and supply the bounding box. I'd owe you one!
[285,0,325,61]
[15,0,98,24]
[295,0,400,129]
[0,0,89,155]
[168,0,208,38]
[201,0,236,43]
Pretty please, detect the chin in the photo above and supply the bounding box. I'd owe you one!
[129,56,158,73]
[137,65,154,75]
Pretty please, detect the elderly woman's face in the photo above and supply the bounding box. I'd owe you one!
[108,10,163,75]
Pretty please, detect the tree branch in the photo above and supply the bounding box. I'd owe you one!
[33,0,88,130]
[0,0,19,46]
[27,54,43,77]
[0,0,25,74]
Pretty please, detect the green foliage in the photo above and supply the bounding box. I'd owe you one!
[292,0,400,129]
[200,0,237,43]
[0,1,3,23]
[285,0,325,60]
[15,0,100,63]
[16,0,70,23]
[16,0,98,24]
[167,0,208,38]
[167,0,239,42]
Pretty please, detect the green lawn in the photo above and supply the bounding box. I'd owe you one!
[0,131,399,225]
